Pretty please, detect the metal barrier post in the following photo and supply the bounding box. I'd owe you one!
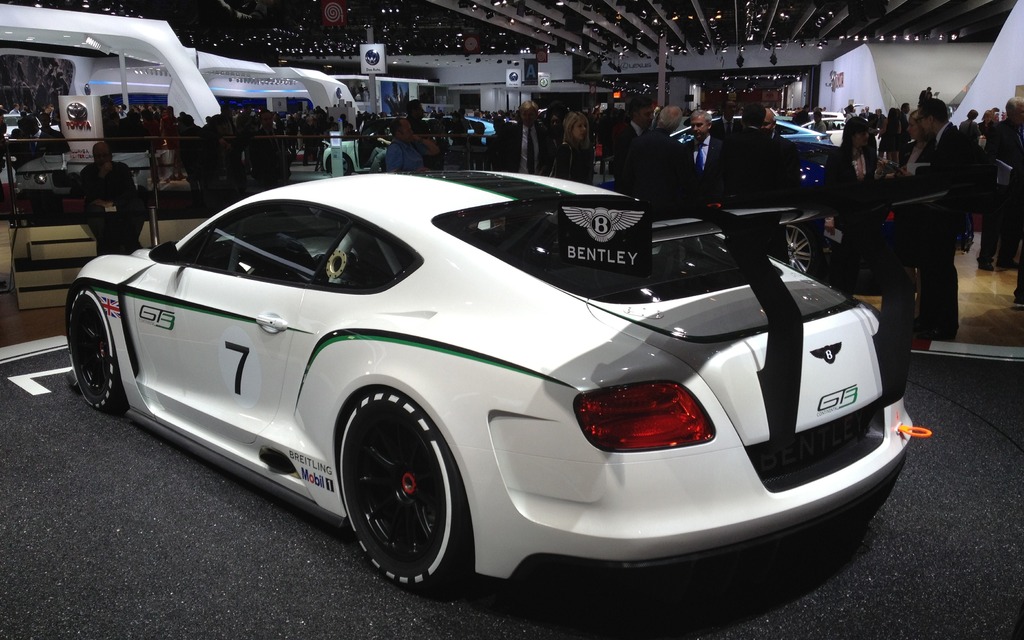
[148,205,159,246]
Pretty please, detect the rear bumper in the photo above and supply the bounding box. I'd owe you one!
[510,451,905,585]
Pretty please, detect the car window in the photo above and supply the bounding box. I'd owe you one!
[778,122,802,137]
[317,223,417,291]
[189,204,348,285]
[438,200,747,303]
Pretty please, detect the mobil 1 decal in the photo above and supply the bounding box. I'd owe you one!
[559,201,651,276]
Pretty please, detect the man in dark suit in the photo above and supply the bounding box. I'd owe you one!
[489,100,554,176]
[611,95,654,191]
[981,96,1024,275]
[684,109,724,200]
[617,105,695,217]
[763,108,802,190]
[709,100,738,139]
[914,98,977,340]
[760,107,805,264]
[721,103,786,197]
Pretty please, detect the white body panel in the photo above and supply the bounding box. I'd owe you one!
[69,173,913,580]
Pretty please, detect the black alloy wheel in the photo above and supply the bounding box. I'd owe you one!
[340,389,472,590]
[68,288,129,414]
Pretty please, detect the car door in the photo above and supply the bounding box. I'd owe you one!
[127,202,347,444]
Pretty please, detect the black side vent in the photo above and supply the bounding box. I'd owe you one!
[259,447,297,475]
[745,405,885,492]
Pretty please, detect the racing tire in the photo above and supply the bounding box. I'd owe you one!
[68,288,129,415]
[785,222,824,277]
[340,389,473,591]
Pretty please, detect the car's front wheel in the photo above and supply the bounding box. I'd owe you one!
[340,389,473,591]
[68,288,129,414]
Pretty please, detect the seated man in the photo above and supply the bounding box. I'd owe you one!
[80,141,145,254]
[385,117,439,173]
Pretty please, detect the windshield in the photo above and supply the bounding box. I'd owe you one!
[437,201,747,304]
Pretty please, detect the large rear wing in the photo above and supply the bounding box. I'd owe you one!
[651,165,994,453]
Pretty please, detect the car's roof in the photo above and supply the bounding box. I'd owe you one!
[231,171,616,231]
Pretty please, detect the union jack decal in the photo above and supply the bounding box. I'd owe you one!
[99,294,121,319]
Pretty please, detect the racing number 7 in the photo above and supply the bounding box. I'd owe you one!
[225,342,250,395]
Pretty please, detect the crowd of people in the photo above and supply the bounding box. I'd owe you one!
[2,93,1022,317]
[435,93,1023,332]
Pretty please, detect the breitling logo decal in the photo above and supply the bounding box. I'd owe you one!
[563,206,644,243]
[810,342,842,364]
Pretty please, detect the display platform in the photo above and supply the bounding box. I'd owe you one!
[1,337,1022,638]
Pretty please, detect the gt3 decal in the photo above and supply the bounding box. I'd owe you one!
[817,384,858,415]
[139,305,176,330]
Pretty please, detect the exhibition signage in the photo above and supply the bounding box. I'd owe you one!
[360,44,386,75]
[321,0,347,27]
[537,72,551,90]
[522,57,538,86]
[506,68,521,88]
[463,34,481,55]
[58,95,102,163]
[558,202,651,276]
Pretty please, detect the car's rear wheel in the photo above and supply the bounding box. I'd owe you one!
[68,288,129,414]
[340,389,473,590]
[785,222,824,276]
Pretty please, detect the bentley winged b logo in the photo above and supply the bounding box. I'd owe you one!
[810,342,842,364]
[563,206,644,243]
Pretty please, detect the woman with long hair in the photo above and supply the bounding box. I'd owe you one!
[552,111,594,184]
[878,106,902,161]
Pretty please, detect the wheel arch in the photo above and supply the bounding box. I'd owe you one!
[330,380,470,493]
[67,279,147,409]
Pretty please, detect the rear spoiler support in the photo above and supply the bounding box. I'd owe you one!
[673,167,994,452]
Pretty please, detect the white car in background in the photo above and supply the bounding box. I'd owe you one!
[66,171,918,592]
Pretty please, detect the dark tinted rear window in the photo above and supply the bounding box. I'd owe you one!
[437,201,746,303]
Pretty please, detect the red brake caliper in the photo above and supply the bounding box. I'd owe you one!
[401,471,417,496]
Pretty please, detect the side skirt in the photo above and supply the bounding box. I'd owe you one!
[126,408,348,529]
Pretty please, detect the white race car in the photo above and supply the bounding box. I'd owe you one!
[67,171,917,591]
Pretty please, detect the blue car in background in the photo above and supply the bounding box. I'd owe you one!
[671,117,832,146]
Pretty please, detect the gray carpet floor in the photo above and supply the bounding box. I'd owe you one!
[2,345,1022,639]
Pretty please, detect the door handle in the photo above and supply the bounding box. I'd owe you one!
[256,313,288,334]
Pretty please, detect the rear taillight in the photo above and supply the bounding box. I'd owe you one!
[574,382,715,451]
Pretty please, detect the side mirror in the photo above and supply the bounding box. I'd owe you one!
[148,241,180,264]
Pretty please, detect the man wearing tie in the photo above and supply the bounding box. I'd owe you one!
[490,100,553,176]
[685,110,723,200]
[709,100,738,139]
[913,98,977,340]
